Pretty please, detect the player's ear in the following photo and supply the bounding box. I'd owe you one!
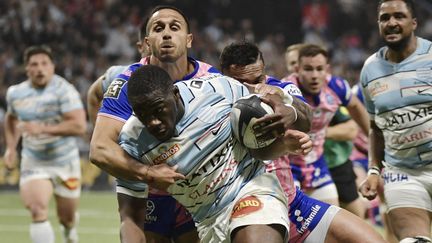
[186,33,193,48]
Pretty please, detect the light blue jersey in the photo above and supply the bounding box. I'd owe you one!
[6,75,83,164]
[101,65,128,94]
[360,37,432,169]
[119,74,267,223]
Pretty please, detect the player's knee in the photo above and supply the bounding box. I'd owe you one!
[400,236,432,243]
[27,203,48,220]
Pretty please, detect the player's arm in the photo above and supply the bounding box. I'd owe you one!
[87,74,105,125]
[3,112,21,169]
[89,116,184,183]
[252,83,312,132]
[359,119,384,200]
[368,120,384,169]
[346,95,370,135]
[16,109,86,137]
[326,119,358,141]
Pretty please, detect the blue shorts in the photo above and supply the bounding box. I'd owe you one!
[291,155,334,190]
[289,188,331,242]
[145,193,196,238]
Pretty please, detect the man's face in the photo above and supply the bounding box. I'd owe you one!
[297,54,328,95]
[134,89,181,141]
[378,0,417,50]
[25,53,55,88]
[223,58,266,84]
[145,9,192,63]
[285,50,299,75]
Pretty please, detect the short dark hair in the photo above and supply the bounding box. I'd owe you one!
[298,44,328,62]
[23,45,54,64]
[144,5,190,36]
[219,41,264,72]
[378,0,416,18]
[128,65,173,108]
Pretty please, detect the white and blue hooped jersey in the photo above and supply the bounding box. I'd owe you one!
[360,37,432,169]
[119,74,266,223]
[6,75,83,164]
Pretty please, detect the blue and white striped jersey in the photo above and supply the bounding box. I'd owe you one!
[6,75,83,164]
[119,74,267,223]
[360,37,432,168]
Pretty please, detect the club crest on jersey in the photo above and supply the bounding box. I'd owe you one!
[231,196,262,218]
[153,144,180,164]
[368,81,389,97]
[104,79,127,99]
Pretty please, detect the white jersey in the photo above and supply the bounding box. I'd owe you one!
[119,74,266,223]
[360,37,432,169]
[6,74,83,164]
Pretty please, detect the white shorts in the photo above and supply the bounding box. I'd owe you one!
[115,183,149,198]
[382,163,432,212]
[307,183,339,201]
[20,156,81,198]
[304,205,339,243]
[196,172,289,243]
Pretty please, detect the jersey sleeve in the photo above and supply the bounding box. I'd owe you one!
[5,86,17,115]
[98,63,141,122]
[266,77,306,103]
[359,68,375,117]
[328,76,352,106]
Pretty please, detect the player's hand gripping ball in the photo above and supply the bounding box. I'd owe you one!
[230,94,276,149]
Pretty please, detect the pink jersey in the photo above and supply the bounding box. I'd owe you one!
[287,74,352,165]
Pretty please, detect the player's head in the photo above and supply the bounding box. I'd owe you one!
[128,65,184,140]
[296,44,329,95]
[144,5,192,63]
[136,21,151,57]
[377,0,417,51]
[23,45,55,88]
[284,43,306,75]
[219,41,266,84]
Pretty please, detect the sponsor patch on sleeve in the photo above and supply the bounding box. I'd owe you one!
[104,79,127,99]
[283,84,303,97]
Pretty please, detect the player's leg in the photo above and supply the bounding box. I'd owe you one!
[20,178,55,243]
[323,207,386,243]
[230,172,289,243]
[382,164,432,241]
[330,160,366,218]
[144,193,185,243]
[232,224,286,243]
[53,160,81,243]
[20,159,55,243]
[117,193,147,243]
[172,199,199,243]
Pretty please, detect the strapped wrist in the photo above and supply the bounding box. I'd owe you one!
[367,166,381,176]
[284,104,298,123]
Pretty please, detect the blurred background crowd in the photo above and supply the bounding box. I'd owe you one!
[1,0,432,189]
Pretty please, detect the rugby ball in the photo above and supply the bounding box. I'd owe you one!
[230,94,276,149]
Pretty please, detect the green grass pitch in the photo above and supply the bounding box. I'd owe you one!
[0,191,120,243]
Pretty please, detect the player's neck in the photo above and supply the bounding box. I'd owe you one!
[385,36,417,63]
[150,56,193,81]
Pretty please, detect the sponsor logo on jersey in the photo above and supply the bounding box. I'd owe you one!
[104,79,127,99]
[368,81,389,97]
[416,67,432,80]
[283,84,303,97]
[153,144,180,164]
[381,106,432,129]
[231,196,263,218]
[390,127,432,145]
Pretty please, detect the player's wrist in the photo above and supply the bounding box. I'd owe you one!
[367,165,381,176]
